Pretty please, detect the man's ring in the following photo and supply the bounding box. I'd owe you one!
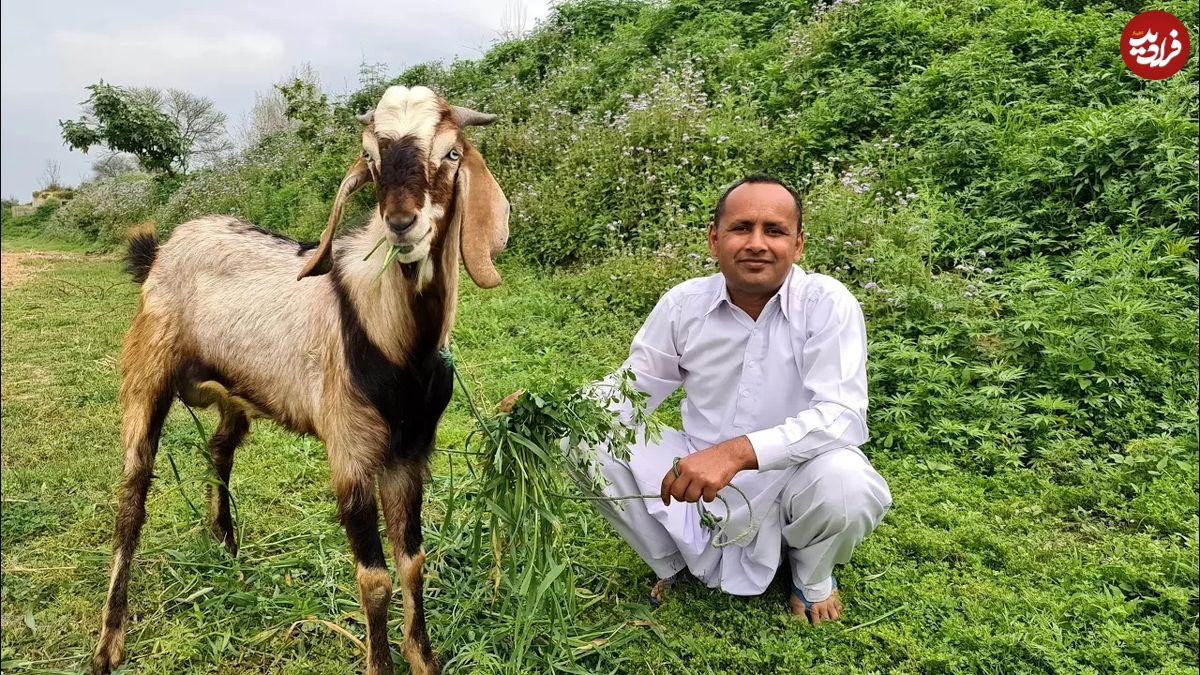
[671,457,682,478]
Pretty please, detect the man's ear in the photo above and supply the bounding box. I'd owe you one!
[793,231,806,262]
[707,223,719,258]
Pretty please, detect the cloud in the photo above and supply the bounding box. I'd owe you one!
[0,0,554,198]
[51,23,287,90]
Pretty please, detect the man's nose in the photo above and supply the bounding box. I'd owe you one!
[746,228,767,250]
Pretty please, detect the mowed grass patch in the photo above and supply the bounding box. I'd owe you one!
[2,247,1196,673]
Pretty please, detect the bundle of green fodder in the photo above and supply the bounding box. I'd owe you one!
[453,365,754,667]
[454,369,652,665]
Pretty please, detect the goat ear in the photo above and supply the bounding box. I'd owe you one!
[454,140,509,289]
[297,156,373,280]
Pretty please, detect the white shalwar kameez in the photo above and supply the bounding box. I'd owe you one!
[570,266,892,603]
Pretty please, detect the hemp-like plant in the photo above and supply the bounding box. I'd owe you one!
[462,368,656,665]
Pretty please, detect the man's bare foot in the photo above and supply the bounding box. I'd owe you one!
[650,576,675,607]
[790,587,843,624]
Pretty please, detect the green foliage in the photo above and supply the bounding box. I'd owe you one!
[1,202,62,239]
[459,368,657,668]
[7,0,1198,671]
[277,77,334,144]
[2,251,1196,673]
[60,82,186,175]
[42,173,160,247]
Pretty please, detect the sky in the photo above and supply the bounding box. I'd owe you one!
[0,0,553,200]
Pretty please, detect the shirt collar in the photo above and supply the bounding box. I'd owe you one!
[704,265,804,320]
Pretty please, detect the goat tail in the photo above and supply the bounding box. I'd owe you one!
[125,222,159,284]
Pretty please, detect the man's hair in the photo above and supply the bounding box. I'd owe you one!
[711,173,804,235]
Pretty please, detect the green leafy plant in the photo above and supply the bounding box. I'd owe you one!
[455,368,656,668]
[60,82,186,176]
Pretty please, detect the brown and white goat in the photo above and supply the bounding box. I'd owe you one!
[91,85,509,675]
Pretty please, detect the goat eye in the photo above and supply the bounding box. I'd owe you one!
[362,150,373,162]
[447,149,462,161]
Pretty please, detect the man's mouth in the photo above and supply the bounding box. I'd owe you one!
[738,259,770,270]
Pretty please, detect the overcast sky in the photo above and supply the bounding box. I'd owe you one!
[0,1,553,200]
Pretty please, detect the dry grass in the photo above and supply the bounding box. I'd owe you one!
[1,250,82,289]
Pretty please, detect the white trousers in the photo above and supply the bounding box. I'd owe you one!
[566,428,891,602]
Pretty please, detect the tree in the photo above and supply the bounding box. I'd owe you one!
[278,76,332,143]
[91,152,140,180]
[122,86,232,171]
[60,82,185,175]
[237,89,293,148]
[236,64,319,148]
[161,88,233,171]
[39,160,62,190]
[500,0,530,40]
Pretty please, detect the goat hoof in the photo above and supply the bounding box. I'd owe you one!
[211,526,239,557]
[90,645,122,675]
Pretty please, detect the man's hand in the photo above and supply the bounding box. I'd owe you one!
[498,389,524,413]
[660,436,759,505]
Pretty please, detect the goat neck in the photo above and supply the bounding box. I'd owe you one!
[332,213,460,366]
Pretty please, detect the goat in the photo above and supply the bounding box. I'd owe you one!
[91,85,509,675]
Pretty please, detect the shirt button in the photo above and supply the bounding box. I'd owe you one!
[741,391,750,398]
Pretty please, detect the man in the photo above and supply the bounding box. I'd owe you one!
[509,174,891,623]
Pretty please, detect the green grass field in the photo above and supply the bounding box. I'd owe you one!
[1,241,1195,674]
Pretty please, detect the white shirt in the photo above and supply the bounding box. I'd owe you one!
[593,265,870,595]
[621,264,868,470]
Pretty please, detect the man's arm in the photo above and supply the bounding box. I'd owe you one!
[588,291,685,422]
[661,285,867,503]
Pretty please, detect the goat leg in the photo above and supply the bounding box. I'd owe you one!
[207,406,249,556]
[335,469,396,675]
[93,337,174,674]
[381,459,440,675]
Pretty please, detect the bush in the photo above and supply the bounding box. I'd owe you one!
[42,173,157,247]
[1,202,62,239]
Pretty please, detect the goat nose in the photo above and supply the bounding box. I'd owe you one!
[388,213,417,235]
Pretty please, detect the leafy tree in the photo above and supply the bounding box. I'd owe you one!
[235,65,321,148]
[277,75,332,143]
[60,82,185,176]
[125,87,233,171]
[90,152,140,180]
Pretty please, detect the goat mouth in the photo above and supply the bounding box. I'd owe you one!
[385,227,433,263]
[385,225,431,248]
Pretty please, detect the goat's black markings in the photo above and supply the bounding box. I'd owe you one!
[330,257,453,465]
[339,484,388,568]
[401,478,426,557]
[377,136,430,197]
[241,223,320,256]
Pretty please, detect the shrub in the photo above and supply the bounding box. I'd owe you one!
[43,173,158,247]
[1,202,62,239]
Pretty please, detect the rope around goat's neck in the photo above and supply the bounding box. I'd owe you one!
[444,349,754,549]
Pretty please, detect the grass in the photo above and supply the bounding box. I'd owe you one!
[1,242,1196,673]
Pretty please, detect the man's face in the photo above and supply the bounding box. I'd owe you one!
[707,182,805,301]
